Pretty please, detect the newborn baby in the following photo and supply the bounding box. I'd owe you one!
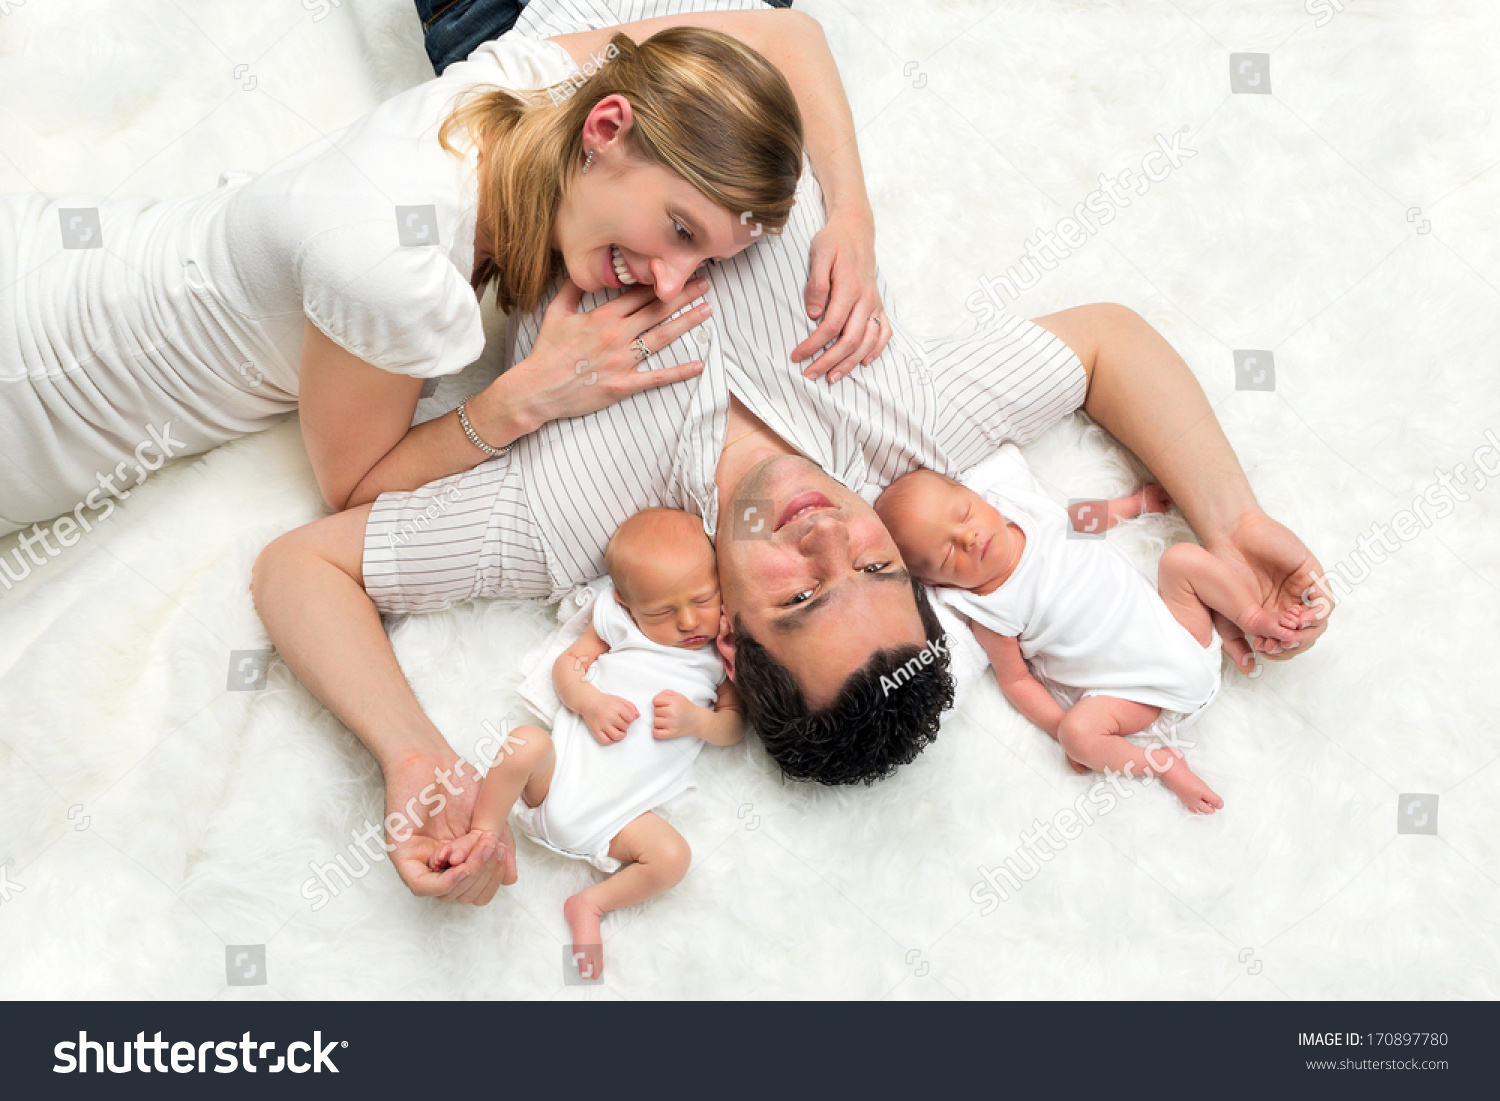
[874,446,1314,813]
[436,508,743,978]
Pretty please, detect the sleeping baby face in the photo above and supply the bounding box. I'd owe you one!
[874,469,1014,592]
[606,508,722,650]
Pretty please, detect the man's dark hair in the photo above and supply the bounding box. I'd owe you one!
[733,575,955,785]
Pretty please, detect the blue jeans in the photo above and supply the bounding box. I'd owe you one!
[415,0,794,76]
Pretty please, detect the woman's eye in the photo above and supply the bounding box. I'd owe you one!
[785,589,814,606]
[861,562,889,574]
[675,221,692,241]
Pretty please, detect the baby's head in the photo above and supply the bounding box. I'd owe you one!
[605,508,721,650]
[875,468,1009,590]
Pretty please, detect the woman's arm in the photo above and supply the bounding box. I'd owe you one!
[301,276,713,510]
[553,8,891,379]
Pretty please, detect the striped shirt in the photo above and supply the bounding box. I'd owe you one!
[361,4,1086,614]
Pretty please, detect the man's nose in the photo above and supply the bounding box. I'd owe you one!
[797,512,848,557]
[649,254,699,300]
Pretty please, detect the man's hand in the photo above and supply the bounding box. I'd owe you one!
[792,207,890,382]
[1204,511,1330,673]
[383,752,503,905]
[584,695,639,744]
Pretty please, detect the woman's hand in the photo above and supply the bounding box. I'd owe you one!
[485,277,714,434]
[792,206,891,383]
[1204,511,1331,673]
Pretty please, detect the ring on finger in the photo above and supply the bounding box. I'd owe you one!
[632,336,650,362]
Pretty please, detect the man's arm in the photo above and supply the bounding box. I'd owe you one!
[250,505,504,903]
[1031,303,1329,668]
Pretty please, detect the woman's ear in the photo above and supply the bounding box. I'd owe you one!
[581,94,635,159]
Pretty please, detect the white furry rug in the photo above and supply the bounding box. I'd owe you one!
[1,0,1497,1000]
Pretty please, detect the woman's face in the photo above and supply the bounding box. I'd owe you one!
[551,96,755,300]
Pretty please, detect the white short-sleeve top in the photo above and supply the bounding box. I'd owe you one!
[223,33,579,381]
[0,34,577,532]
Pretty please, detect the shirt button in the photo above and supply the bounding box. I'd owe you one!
[695,322,713,348]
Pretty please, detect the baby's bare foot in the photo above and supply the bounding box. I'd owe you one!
[1067,755,1090,775]
[1236,604,1304,645]
[494,822,519,886]
[563,894,605,980]
[1156,754,1224,815]
[1139,484,1172,516]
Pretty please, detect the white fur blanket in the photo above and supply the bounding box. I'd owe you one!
[1,0,1496,999]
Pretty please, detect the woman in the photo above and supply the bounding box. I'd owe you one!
[0,7,886,533]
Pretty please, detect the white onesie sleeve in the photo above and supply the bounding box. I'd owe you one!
[297,221,485,378]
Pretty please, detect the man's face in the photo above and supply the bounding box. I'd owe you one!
[716,455,929,708]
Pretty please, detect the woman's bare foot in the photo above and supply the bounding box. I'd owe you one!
[1155,752,1224,815]
[563,894,605,980]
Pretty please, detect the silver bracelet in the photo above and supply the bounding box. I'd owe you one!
[456,396,511,457]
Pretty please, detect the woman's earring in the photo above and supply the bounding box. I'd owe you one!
[583,149,594,175]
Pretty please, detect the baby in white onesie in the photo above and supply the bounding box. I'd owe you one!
[875,446,1314,814]
[434,508,743,979]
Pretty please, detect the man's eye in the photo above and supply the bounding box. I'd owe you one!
[785,589,814,606]
[861,561,889,574]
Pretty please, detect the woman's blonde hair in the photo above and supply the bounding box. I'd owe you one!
[439,26,804,314]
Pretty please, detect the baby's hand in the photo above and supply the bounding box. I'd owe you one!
[651,690,708,740]
[585,695,639,744]
[428,828,496,874]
